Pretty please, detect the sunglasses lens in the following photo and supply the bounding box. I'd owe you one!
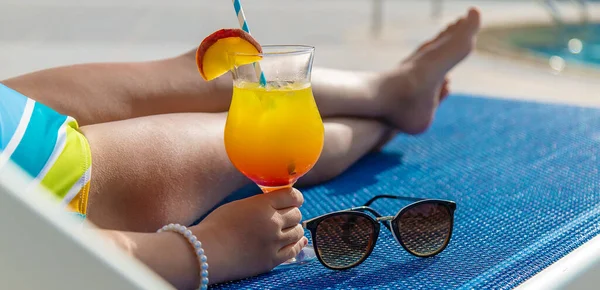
[314,214,376,269]
[397,203,452,256]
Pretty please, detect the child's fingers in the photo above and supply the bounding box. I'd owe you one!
[267,187,304,210]
[276,236,308,265]
[277,207,302,229]
[279,224,305,247]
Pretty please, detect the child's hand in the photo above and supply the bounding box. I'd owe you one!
[191,187,307,284]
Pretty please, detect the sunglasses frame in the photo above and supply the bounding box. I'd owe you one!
[302,195,457,270]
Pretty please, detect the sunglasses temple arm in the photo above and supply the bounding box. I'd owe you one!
[363,195,426,207]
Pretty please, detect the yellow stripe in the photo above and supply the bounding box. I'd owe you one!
[67,180,90,215]
[64,121,92,215]
[40,120,90,201]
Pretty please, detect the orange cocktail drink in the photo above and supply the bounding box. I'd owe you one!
[225,46,323,191]
[196,31,321,267]
[225,81,323,189]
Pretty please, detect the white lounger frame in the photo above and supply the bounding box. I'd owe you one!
[0,161,173,290]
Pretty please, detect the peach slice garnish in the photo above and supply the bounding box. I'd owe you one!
[196,28,263,81]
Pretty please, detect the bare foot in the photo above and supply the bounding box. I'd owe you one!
[373,8,481,135]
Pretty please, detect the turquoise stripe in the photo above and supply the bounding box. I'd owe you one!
[10,101,67,179]
[0,83,28,150]
[242,22,249,33]
[233,0,241,14]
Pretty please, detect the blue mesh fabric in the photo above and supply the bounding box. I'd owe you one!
[211,95,600,289]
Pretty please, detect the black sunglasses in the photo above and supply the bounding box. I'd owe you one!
[302,195,456,270]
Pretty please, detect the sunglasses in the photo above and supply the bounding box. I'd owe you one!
[302,195,456,270]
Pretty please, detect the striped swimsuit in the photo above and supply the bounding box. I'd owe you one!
[0,83,92,218]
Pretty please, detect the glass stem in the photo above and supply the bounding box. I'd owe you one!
[259,183,296,193]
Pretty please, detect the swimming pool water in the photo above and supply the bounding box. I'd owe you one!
[513,23,600,68]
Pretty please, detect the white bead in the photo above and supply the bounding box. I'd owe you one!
[200,255,207,263]
[194,241,202,249]
[190,236,198,243]
[201,270,208,277]
[201,278,209,285]
[201,263,208,270]
[196,248,204,256]
[184,230,192,238]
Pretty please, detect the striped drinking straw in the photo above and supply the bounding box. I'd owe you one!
[232,0,268,86]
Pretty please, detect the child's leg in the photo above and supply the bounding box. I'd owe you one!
[82,113,390,232]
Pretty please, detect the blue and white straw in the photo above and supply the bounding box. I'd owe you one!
[232,0,268,86]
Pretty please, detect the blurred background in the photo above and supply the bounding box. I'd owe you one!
[0,0,599,104]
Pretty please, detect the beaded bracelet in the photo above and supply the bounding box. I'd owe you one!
[157,223,209,290]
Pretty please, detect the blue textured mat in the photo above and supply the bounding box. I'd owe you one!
[212,94,600,290]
